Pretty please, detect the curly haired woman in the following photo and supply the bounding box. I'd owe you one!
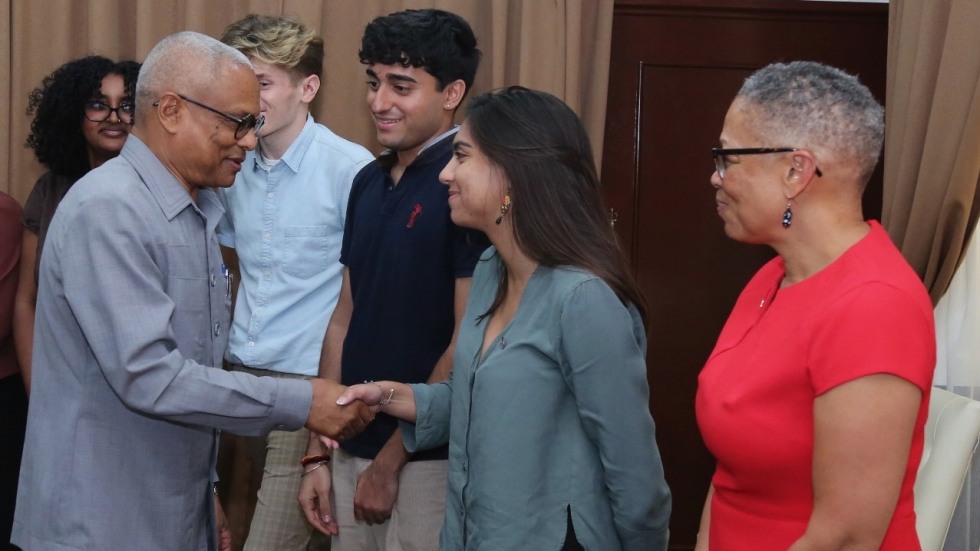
[12,55,140,393]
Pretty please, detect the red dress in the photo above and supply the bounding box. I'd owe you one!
[696,221,935,550]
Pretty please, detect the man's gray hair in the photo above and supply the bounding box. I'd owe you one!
[136,31,252,122]
[737,61,884,183]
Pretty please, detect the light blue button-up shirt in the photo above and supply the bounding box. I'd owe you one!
[218,115,373,375]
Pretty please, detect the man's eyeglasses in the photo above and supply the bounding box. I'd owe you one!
[712,147,823,180]
[154,94,264,140]
[84,101,135,125]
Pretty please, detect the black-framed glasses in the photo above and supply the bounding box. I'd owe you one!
[154,94,264,140]
[712,147,823,179]
[84,100,135,124]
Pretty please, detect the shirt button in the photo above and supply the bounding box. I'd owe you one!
[248,341,255,347]
[213,323,221,336]
[267,192,274,199]
[264,270,272,278]
[263,231,271,239]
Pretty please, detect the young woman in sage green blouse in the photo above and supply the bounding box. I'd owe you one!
[329,87,671,551]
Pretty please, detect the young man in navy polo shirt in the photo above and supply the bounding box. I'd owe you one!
[299,9,487,550]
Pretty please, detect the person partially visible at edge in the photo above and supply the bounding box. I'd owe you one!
[694,61,935,550]
[11,31,373,551]
[334,86,672,551]
[298,8,489,550]
[0,192,24,551]
[13,55,140,394]
[217,13,373,551]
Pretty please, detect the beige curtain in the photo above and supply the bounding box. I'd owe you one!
[0,1,613,548]
[1,0,613,206]
[0,0,10,199]
[883,0,980,306]
[884,1,980,549]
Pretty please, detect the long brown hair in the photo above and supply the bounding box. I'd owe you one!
[467,86,648,326]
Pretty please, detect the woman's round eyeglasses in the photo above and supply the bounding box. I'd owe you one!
[84,101,135,125]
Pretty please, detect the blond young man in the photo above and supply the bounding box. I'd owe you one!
[217,14,373,551]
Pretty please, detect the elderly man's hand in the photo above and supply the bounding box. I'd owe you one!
[306,379,375,441]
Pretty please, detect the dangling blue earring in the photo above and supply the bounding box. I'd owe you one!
[782,201,793,228]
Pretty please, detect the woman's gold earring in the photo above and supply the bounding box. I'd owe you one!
[495,194,512,225]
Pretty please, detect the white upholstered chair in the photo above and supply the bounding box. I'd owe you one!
[914,387,980,550]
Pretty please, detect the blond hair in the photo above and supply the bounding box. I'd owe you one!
[221,14,323,83]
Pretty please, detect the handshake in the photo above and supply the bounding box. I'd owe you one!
[303,379,405,443]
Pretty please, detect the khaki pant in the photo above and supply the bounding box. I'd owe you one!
[232,365,329,551]
[330,449,447,551]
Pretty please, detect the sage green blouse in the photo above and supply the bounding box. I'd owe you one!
[403,249,671,550]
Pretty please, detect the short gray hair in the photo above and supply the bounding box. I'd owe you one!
[136,31,252,122]
[737,61,884,183]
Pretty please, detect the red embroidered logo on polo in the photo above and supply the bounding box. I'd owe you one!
[407,203,423,228]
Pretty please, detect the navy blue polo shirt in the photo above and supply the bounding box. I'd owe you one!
[339,130,490,460]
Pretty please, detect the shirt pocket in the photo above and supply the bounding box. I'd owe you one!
[282,226,329,279]
[169,275,210,364]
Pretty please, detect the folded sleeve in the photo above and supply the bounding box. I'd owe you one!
[401,380,453,453]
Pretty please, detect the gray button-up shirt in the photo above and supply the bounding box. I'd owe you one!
[13,135,313,551]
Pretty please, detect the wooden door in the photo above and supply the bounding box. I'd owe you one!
[601,1,887,547]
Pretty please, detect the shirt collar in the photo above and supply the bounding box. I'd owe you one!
[419,126,459,157]
[120,134,225,228]
[120,135,192,221]
[378,126,459,171]
[253,114,317,174]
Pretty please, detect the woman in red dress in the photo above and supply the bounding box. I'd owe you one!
[695,61,935,550]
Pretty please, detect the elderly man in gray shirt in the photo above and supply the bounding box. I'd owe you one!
[11,31,372,551]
